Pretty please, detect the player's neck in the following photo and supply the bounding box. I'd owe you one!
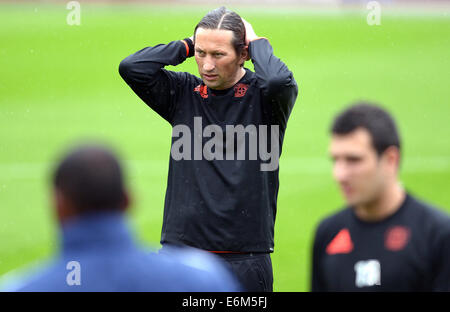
[210,67,246,92]
[229,67,246,88]
[354,182,406,222]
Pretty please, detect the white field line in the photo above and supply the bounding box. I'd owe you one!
[0,156,448,180]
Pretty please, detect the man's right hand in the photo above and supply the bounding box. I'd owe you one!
[242,18,259,46]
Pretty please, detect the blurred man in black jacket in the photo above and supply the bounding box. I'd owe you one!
[312,103,450,292]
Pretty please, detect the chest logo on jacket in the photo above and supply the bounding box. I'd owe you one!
[385,226,410,252]
[234,83,248,98]
[326,228,354,255]
[194,85,209,99]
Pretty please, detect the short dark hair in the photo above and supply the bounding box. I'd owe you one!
[331,102,401,156]
[194,7,246,56]
[53,144,126,214]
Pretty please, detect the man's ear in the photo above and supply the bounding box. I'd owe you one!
[382,146,401,173]
[120,190,131,213]
[241,46,250,65]
[54,188,77,224]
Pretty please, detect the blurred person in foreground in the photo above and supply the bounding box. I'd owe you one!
[119,7,298,291]
[1,144,240,291]
[311,102,450,291]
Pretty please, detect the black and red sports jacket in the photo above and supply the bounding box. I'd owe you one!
[119,37,298,252]
[311,193,450,291]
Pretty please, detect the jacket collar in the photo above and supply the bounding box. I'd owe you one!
[60,211,136,256]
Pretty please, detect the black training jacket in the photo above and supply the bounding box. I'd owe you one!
[311,193,450,291]
[119,37,298,252]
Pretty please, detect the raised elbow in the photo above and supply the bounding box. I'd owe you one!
[118,57,132,81]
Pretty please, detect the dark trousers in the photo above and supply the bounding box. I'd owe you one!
[217,253,273,292]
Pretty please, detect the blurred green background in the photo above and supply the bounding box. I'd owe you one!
[0,3,449,291]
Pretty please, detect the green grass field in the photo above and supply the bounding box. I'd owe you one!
[0,3,449,291]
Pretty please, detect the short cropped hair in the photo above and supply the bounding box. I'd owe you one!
[194,7,246,56]
[331,102,401,156]
[53,144,126,213]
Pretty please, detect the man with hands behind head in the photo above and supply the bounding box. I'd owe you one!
[119,7,298,291]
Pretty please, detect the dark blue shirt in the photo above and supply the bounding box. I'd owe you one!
[3,212,240,291]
